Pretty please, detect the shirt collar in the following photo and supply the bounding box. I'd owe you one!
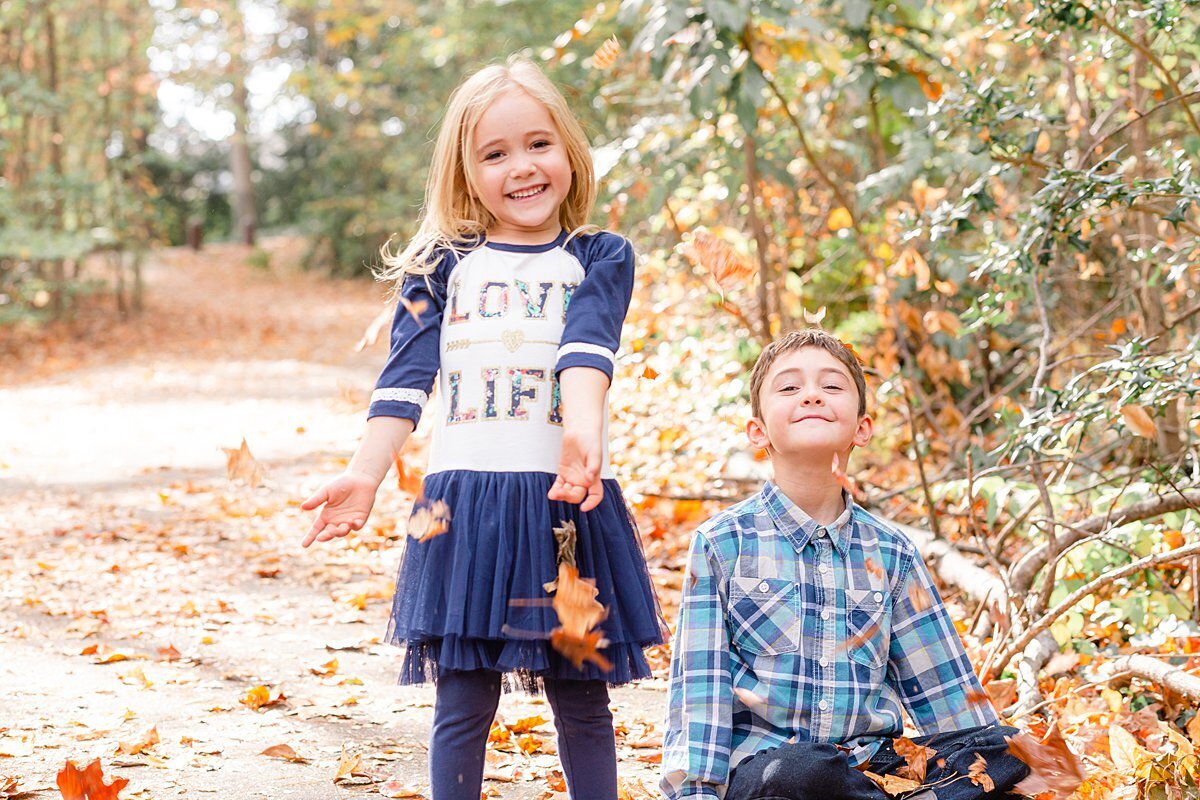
[761,480,854,557]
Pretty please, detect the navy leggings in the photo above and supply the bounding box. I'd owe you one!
[429,669,617,800]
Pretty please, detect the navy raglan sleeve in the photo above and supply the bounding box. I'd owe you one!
[556,232,635,382]
[367,252,454,424]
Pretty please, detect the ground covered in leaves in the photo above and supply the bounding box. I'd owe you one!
[0,241,669,799]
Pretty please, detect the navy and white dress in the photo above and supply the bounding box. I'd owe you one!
[368,229,665,689]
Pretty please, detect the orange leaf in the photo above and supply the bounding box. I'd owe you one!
[862,770,920,795]
[516,734,542,755]
[398,296,429,328]
[1007,725,1085,800]
[116,726,159,756]
[508,715,548,734]
[394,455,424,496]
[967,753,994,792]
[679,229,755,294]
[592,36,622,70]
[892,736,935,782]
[222,439,264,487]
[156,644,182,662]
[906,581,932,612]
[56,760,129,800]
[240,685,286,711]
[261,744,308,763]
[333,751,364,783]
[640,365,659,380]
[1120,405,1157,438]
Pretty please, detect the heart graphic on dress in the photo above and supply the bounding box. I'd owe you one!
[501,330,525,352]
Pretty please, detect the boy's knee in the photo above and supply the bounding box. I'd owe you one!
[730,743,870,800]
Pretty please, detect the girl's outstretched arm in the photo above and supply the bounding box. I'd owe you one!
[548,366,608,512]
[301,416,416,547]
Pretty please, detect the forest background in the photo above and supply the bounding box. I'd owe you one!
[2,0,1200,798]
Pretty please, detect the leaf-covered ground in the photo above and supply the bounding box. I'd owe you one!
[0,240,668,799]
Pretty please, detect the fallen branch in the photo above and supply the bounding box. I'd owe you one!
[1009,630,1059,718]
[1008,489,1200,598]
[986,540,1200,681]
[888,520,1006,615]
[1112,654,1200,703]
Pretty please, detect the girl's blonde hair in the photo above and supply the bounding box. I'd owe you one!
[378,55,597,284]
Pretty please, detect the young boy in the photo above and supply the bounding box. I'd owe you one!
[661,330,1029,800]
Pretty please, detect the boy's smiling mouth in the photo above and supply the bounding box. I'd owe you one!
[507,184,547,200]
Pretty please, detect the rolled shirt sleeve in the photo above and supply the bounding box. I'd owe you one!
[662,530,734,800]
[556,233,635,381]
[367,252,454,424]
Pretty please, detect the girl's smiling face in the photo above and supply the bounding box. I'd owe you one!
[470,89,573,244]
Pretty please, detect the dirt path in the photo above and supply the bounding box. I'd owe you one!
[0,241,666,799]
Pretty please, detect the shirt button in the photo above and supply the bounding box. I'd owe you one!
[874,592,884,603]
[758,581,770,593]
[821,610,830,621]
[819,657,828,667]
[818,564,828,574]
[818,700,829,711]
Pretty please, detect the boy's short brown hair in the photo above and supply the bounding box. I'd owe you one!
[748,329,867,419]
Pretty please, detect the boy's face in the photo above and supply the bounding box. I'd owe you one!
[746,346,873,462]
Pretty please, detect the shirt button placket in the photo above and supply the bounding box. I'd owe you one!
[816,535,836,739]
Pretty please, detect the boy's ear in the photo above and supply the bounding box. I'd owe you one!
[852,415,874,448]
[746,416,771,452]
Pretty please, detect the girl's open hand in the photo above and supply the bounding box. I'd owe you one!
[300,472,379,548]
[549,428,603,512]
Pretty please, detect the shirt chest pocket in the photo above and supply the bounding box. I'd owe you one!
[728,577,800,656]
[845,588,890,669]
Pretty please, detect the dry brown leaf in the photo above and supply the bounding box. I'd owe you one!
[1007,725,1085,800]
[407,500,451,542]
[116,726,159,756]
[222,438,264,487]
[399,296,428,328]
[333,750,364,783]
[906,581,932,612]
[156,644,182,662]
[261,744,308,763]
[592,36,622,70]
[379,778,426,799]
[309,658,338,677]
[862,771,921,795]
[240,685,286,711]
[967,753,994,792]
[56,760,129,800]
[892,736,935,782]
[1120,405,1157,438]
[395,455,424,496]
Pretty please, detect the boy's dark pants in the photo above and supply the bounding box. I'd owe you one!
[725,725,1030,800]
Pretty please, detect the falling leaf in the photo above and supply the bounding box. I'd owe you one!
[1035,130,1052,154]
[906,581,932,612]
[831,452,859,497]
[394,455,423,495]
[679,229,755,294]
[839,619,880,654]
[355,304,394,352]
[407,500,451,542]
[640,366,659,380]
[1007,726,1085,800]
[398,296,428,328]
[1119,405,1157,438]
[592,36,622,70]
[967,753,995,792]
[863,559,885,579]
[827,207,854,231]
[115,726,159,756]
[56,760,129,800]
[548,563,611,669]
[261,744,308,763]
[733,687,768,712]
[893,736,935,782]
[222,439,264,487]
[802,306,827,325]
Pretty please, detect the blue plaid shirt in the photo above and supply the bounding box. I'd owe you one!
[661,482,998,800]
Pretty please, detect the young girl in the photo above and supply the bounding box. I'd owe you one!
[300,56,664,800]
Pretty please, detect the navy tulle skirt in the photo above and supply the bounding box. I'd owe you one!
[385,470,666,691]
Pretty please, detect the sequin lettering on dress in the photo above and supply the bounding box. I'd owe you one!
[507,368,545,420]
[515,280,554,319]
[560,283,578,321]
[548,372,563,425]
[479,281,509,318]
[447,278,471,324]
[481,367,500,419]
[445,371,478,424]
